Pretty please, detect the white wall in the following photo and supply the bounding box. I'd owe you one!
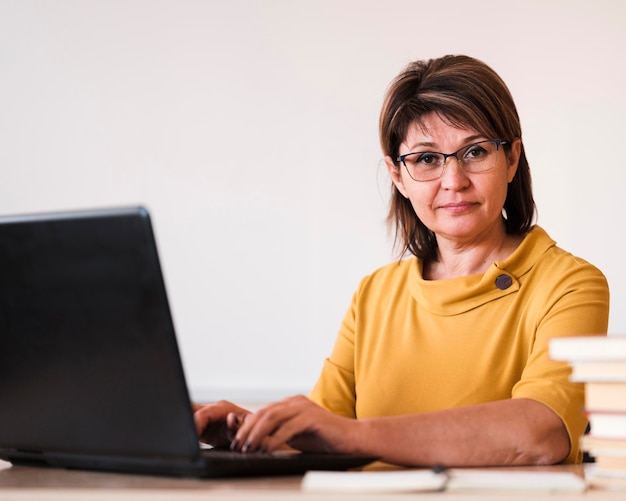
[1,0,625,402]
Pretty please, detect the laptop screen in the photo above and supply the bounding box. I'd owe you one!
[0,207,200,460]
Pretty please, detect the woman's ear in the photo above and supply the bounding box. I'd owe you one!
[506,139,522,183]
[385,156,409,198]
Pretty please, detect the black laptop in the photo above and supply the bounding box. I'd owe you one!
[0,206,375,478]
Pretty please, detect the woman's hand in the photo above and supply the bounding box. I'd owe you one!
[229,395,359,454]
[193,400,252,448]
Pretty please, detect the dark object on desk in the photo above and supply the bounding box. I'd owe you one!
[583,423,595,463]
[0,206,376,478]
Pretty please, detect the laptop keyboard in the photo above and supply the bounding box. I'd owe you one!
[200,448,299,460]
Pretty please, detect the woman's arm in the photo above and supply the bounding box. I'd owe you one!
[230,395,569,467]
[354,397,568,466]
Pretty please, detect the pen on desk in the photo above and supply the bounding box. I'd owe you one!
[431,465,449,491]
[431,464,449,486]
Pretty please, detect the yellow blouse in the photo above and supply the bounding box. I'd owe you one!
[309,226,610,463]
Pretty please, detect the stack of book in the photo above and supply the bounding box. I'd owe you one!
[550,334,626,490]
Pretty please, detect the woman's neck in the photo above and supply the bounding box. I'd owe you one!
[423,230,523,281]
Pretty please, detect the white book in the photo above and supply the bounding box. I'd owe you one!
[549,335,626,362]
[446,468,587,492]
[588,412,626,439]
[301,467,586,493]
[301,468,448,493]
[570,361,626,382]
[585,382,626,412]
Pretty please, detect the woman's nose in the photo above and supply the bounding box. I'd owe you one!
[440,157,470,189]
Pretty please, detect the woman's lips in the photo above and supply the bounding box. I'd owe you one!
[438,202,477,213]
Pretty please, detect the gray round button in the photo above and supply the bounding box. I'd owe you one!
[495,274,513,290]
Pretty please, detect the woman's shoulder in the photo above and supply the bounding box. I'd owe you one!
[356,257,418,290]
[369,257,416,275]
[521,226,608,285]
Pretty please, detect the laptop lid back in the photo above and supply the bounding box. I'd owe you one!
[0,207,200,463]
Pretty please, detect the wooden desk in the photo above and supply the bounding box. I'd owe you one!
[0,459,623,500]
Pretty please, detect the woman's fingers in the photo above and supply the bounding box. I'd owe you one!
[231,396,318,453]
[193,401,251,447]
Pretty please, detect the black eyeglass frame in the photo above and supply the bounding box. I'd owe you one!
[396,139,508,182]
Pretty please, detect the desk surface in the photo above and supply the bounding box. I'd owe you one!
[0,459,624,500]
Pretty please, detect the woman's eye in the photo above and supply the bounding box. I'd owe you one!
[465,146,487,160]
[417,153,439,165]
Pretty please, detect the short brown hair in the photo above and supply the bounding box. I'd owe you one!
[379,55,536,260]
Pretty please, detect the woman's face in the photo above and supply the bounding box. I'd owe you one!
[385,113,521,247]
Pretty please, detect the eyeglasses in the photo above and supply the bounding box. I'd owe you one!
[396,139,508,182]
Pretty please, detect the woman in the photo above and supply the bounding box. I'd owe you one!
[194,55,609,467]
